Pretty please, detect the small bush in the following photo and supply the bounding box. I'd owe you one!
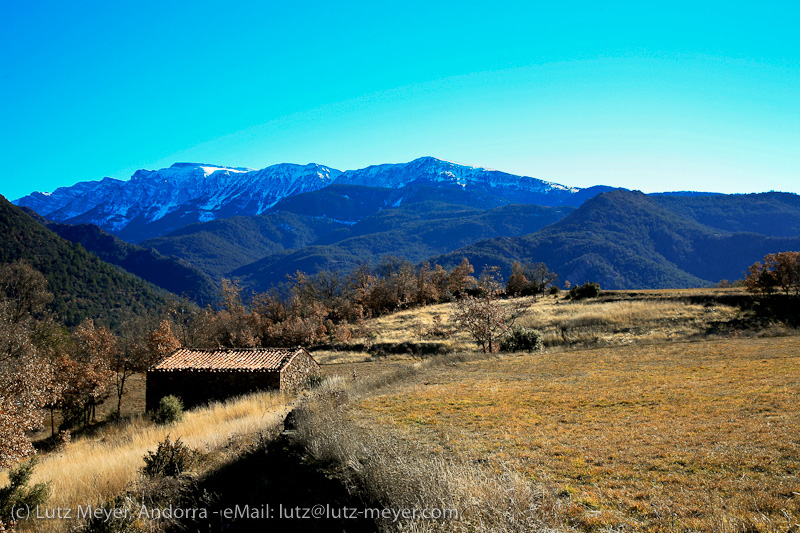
[549,286,561,296]
[0,459,49,524]
[304,374,325,388]
[569,282,601,300]
[501,327,544,352]
[153,395,183,424]
[56,430,71,450]
[142,436,197,478]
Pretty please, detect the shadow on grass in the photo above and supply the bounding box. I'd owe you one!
[173,416,377,533]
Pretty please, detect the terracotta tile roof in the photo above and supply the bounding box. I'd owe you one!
[150,347,309,373]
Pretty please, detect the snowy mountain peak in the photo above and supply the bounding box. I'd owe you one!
[336,156,567,193]
[12,157,586,242]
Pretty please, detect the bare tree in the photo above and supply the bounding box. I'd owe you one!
[451,266,527,353]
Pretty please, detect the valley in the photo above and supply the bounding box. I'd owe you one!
[2,157,800,532]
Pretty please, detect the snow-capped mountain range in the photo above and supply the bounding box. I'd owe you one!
[14,157,601,242]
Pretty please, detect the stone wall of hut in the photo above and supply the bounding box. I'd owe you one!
[280,350,321,391]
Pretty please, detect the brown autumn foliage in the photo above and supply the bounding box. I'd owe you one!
[506,261,559,296]
[147,320,181,363]
[745,251,800,296]
[66,319,117,425]
[0,261,61,468]
[180,257,492,350]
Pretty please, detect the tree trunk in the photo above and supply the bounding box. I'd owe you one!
[116,371,127,414]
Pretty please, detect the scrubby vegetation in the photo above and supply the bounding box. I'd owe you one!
[568,281,601,300]
[141,436,196,478]
[0,460,49,527]
[500,326,543,352]
[152,395,184,425]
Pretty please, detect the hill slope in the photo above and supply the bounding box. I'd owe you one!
[430,190,800,289]
[0,195,168,328]
[231,203,572,290]
[651,192,800,237]
[46,222,219,305]
[142,212,348,279]
[141,182,575,286]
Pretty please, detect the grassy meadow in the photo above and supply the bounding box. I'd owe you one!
[349,337,800,531]
[305,288,800,531]
[314,288,757,364]
[4,287,799,532]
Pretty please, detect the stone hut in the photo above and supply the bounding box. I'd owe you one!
[146,347,319,411]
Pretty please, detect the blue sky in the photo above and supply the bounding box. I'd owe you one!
[1,1,798,200]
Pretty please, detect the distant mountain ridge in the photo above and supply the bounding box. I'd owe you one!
[17,163,341,242]
[429,190,800,289]
[13,157,800,296]
[14,157,614,242]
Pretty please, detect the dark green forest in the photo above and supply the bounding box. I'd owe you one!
[0,196,167,328]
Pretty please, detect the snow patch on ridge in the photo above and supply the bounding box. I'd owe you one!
[200,166,250,177]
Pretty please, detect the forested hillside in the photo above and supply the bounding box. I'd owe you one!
[47,222,219,305]
[0,196,168,328]
[430,190,800,289]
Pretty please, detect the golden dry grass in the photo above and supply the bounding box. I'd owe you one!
[356,288,751,354]
[354,337,800,531]
[311,349,373,365]
[9,391,290,532]
[519,298,741,347]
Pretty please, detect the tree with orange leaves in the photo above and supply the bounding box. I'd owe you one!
[67,319,116,425]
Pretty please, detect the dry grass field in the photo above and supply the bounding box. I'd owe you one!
[317,288,769,361]
[5,288,799,532]
[346,337,800,531]
[7,391,290,532]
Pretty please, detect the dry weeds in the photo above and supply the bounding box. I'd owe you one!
[295,371,565,532]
